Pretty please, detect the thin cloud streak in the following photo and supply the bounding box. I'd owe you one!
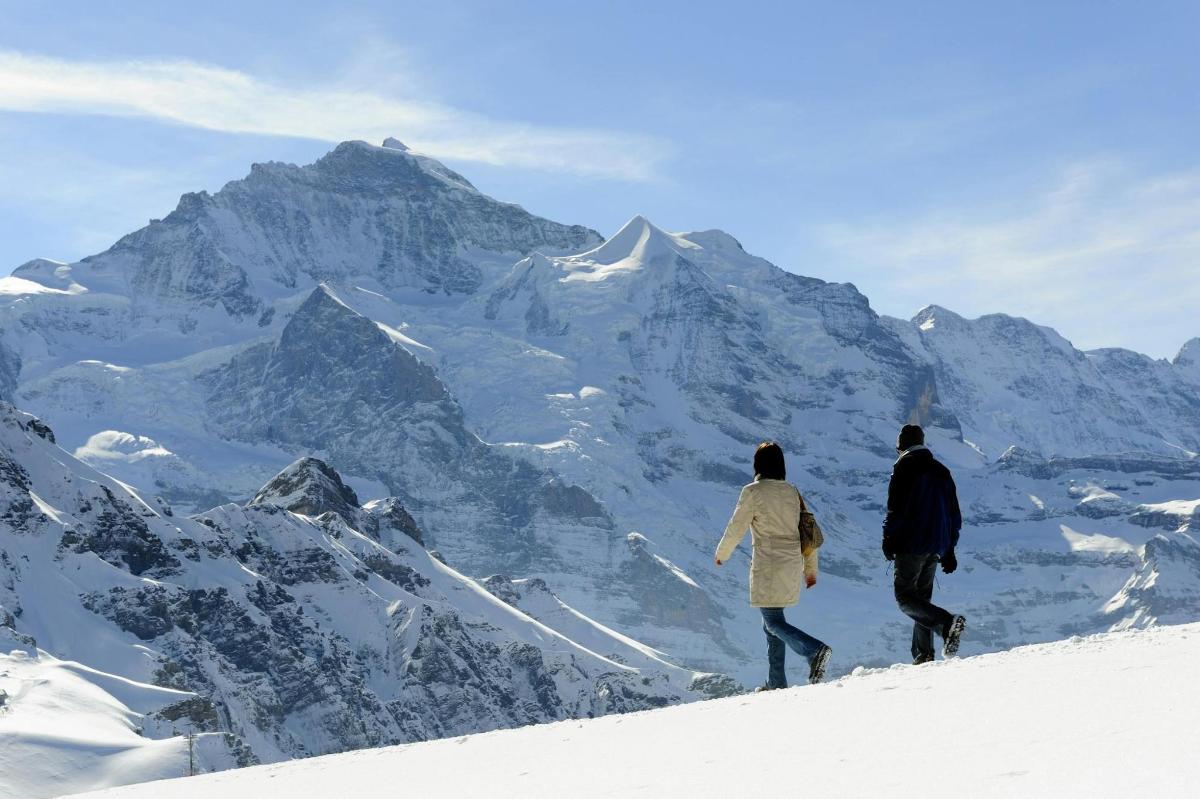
[817,160,1200,358]
[0,50,668,181]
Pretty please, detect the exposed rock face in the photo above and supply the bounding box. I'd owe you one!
[620,533,730,640]
[201,283,612,573]
[363,496,425,546]
[0,339,20,401]
[249,456,362,518]
[203,285,460,467]
[1174,338,1200,371]
[1129,502,1200,532]
[0,406,717,782]
[1106,534,1200,626]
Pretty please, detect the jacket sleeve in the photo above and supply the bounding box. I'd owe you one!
[804,547,819,579]
[882,464,908,543]
[947,472,963,548]
[715,486,754,563]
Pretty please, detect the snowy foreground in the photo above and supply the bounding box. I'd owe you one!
[73,624,1197,799]
[0,651,237,799]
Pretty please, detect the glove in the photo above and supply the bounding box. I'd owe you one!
[881,537,897,562]
[941,549,958,574]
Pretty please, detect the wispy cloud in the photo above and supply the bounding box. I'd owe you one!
[817,160,1200,358]
[0,50,668,181]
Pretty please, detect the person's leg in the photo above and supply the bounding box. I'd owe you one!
[894,553,953,661]
[761,610,787,689]
[760,606,825,664]
[911,555,938,661]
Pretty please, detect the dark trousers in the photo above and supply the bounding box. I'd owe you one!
[893,553,953,661]
[760,607,825,689]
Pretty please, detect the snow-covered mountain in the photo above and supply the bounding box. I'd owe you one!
[0,406,720,797]
[1,138,1198,794]
[70,623,1200,799]
[898,305,1200,457]
[10,138,598,318]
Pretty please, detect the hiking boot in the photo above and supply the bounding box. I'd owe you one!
[754,684,785,693]
[808,645,832,684]
[912,653,935,666]
[943,615,967,658]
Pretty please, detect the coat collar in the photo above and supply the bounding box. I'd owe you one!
[895,444,930,465]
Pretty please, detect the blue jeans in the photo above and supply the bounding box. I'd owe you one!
[760,607,826,689]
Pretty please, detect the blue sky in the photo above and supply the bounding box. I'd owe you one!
[1,0,1197,357]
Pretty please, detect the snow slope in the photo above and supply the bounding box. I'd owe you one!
[0,645,239,799]
[74,623,1200,799]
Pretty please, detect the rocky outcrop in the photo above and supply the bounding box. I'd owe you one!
[249,456,363,519]
[0,408,717,774]
[201,283,611,574]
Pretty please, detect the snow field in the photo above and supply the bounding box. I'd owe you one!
[0,650,228,799]
[74,623,1200,799]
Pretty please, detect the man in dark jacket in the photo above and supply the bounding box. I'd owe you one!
[883,424,967,664]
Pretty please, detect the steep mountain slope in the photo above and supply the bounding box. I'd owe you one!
[895,305,1200,458]
[14,139,599,309]
[1,138,600,383]
[0,404,717,797]
[72,623,1200,799]
[0,139,1197,693]
[1086,343,1200,457]
[200,283,612,569]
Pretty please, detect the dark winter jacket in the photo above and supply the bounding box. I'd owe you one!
[882,447,962,557]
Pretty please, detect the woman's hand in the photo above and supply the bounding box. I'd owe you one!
[805,573,817,589]
[714,557,723,566]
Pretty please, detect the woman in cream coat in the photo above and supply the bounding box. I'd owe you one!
[715,442,832,687]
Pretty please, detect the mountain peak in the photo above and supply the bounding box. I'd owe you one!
[8,258,79,292]
[315,140,480,194]
[248,456,361,519]
[912,304,964,332]
[678,229,745,255]
[576,215,695,267]
[305,282,354,312]
[1175,337,1200,369]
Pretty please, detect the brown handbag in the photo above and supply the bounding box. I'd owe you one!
[797,489,824,554]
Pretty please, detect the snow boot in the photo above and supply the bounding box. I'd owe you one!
[808,645,832,684]
[943,615,967,658]
[754,684,784,693]
[912,653,935,666]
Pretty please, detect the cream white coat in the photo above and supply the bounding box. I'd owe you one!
[715,478,819,607]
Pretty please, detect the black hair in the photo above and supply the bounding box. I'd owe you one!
[897,424,925,451]
[753,441,786,481]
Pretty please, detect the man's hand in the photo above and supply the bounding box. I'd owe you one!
[881,537,897,562]
[941,549,957,574]
[805,573,817,589]
[714,557,723,567]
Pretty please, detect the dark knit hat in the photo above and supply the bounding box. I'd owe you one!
[897,424,925,451]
